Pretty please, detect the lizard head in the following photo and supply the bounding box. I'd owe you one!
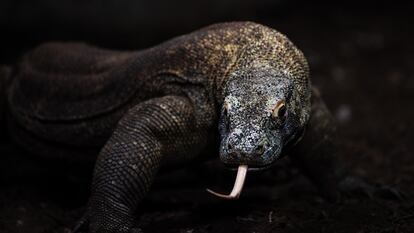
[219,66,310,169]
[207,65,310,199]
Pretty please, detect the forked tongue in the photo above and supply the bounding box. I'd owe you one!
[206,165,248,200]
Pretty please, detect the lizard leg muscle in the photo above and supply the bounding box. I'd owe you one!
[290,88,404,201]
[75,95,213,233]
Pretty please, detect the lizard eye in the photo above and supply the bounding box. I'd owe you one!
[271,100,287,121]
[278,104,287,118]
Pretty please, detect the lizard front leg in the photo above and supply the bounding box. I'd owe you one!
[290,88,403,201]
[289,88,342,201]
[73,95,213,233]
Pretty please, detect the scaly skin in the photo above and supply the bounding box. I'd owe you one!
[0,22,401,233]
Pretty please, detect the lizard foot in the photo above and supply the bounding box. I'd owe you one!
[338,176,405,201]
[71,204,142,233]
[72,215,143,233]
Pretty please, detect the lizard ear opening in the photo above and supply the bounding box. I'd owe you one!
[206,165,248,200]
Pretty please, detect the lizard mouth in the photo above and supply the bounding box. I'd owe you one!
[224,162,274,171]
[206,165,248,200]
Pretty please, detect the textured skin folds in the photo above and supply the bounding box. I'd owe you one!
[1,22,356,232]
[85,96,212,232]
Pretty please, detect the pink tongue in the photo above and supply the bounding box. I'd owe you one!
[206,165,248,200]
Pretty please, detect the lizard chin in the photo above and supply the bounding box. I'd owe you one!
[206,165,248,200]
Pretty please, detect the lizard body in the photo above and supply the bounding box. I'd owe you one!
[0,22,367,232]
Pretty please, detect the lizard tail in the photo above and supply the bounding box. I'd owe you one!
[0,65,11,135]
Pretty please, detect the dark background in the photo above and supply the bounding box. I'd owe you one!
[0,1,413,232]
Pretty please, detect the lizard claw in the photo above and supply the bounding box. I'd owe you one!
[72,212,89,233]
[373,183,406,201]
[338,176,405,201]
[71,206,139,233]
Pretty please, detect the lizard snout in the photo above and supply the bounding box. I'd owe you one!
[227,139,268,157]
[221,134,274,168]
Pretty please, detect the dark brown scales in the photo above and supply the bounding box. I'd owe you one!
[1,22,322,233]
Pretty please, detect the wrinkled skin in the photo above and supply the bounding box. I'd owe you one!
[0,22,402,233]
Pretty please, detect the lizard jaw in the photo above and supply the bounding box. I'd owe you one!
[206,165,248,200]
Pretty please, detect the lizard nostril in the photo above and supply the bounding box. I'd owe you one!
[255,143,266,155]
[227,142,233,151]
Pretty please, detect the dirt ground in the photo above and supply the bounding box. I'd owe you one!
[1,6,413,233]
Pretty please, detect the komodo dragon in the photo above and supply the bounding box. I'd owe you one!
[0,22,401,233]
